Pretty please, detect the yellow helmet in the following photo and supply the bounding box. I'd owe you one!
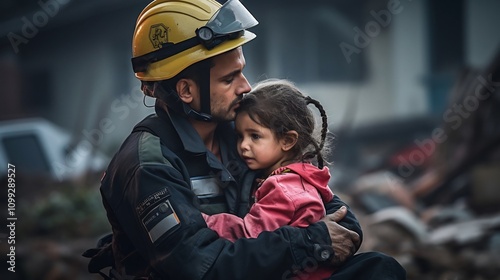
[132,0,258,81]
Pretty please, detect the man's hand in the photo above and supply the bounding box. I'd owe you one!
[321,206,361,267]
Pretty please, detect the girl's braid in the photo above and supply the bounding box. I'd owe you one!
[304,96,329,168]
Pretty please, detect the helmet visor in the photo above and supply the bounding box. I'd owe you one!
[206,0,258,35]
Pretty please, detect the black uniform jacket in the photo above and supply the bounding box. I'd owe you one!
[99,103,363,279]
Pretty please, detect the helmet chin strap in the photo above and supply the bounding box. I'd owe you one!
[189,59,212,122]
[183,105,212,122]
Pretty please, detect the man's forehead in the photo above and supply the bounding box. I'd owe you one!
[211,47,245,78]
[213,47,244,64]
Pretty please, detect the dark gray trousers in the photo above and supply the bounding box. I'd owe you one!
[328,252,406,280]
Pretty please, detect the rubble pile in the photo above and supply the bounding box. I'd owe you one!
[337,50,500,279]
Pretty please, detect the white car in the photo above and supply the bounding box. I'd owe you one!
[0,118,108,181]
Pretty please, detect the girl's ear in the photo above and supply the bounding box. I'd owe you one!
[176,78,197,104]
[281,130,298,151]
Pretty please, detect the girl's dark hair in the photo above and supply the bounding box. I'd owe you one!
[237,79,331,168]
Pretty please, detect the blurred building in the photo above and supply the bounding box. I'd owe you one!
[0,0,499,174]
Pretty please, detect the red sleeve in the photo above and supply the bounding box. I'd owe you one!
[203,177,295,242]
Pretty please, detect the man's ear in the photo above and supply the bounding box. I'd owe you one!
[281,130,298,151]
[175,79,197,104]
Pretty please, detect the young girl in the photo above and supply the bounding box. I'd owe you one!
[203,79,335,279]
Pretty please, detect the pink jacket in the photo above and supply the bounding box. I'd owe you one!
[203,162,335,279]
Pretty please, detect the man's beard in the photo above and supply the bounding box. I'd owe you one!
[210,98,242,122]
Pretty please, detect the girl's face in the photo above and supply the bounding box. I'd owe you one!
[235,111,288,175]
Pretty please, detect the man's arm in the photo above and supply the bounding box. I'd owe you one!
[204,175,326,242]
[102,161,335,280]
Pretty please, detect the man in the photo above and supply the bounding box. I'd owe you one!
[89,0,406,279]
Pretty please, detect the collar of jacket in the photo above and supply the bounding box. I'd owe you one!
[154,101,237,156]
[154,101,241,183]
[155,101,207,154]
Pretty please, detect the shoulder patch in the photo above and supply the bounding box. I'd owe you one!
[136,189,180,243]
[141,199,180,243]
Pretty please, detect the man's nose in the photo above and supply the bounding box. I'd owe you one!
[236,74,251,96]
